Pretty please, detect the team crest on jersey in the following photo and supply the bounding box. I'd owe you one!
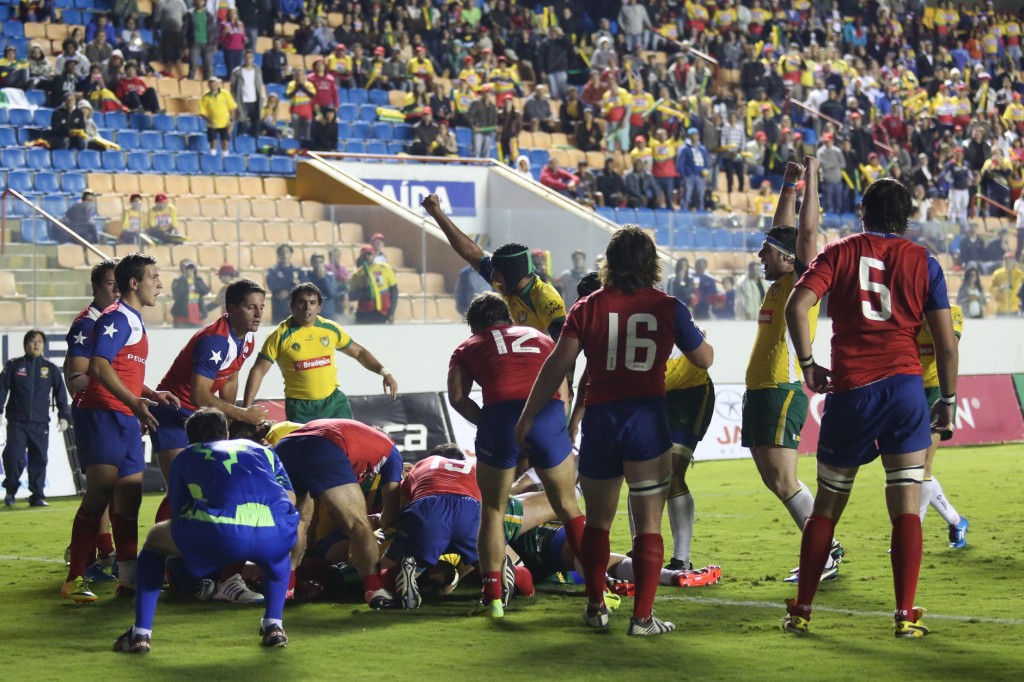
[291,343,301,351]
[320,335,330,347]
[40,366,49,378]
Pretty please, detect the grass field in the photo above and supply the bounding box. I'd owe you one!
[2,445,1022,682]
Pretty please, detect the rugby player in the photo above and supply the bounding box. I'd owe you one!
[112,409,299,653]
[448,292,584,618]
[243,283,397,423]
[266,418,400,608]
[917,304,969,547]
[516,226,713,636]
[783,177,958,638]
[63,253,181,603]
[421,194,566,339]
[741,159,844,583]
[63,259,119,580]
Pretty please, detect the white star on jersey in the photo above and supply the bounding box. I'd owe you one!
[209,350,223,363]
[73,331,87,345]
[103,323,118,338]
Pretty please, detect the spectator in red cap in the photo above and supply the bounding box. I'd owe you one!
[350,245,398,324]
[407,44,436,88]
[211,264,240,314]
[408,106,439,155]
[327,43,354,89]
[370,233,388,264]
[147,192,182,245]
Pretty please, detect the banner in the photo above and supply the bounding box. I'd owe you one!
[799,374,1024,452]
[363,179,476,217]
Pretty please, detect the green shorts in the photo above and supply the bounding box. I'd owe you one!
[504,496,525,543]
[666,379,715,450]
[285,390,353,424]
[741,385,809,450]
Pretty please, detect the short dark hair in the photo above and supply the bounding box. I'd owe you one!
[466,291,512,333]
[22,329,44,349]
[225,278,267,308]
[185,408,228,444]
[114,252,157,294]
[427,442,465,461]
[290,282,323,306]
[576,271,601,300]
[276,243,293,257]
[228,418,273,443]
[860,178,912,235]
[600,225,661,294]
[765,225,798,255]
[90,258,118,289]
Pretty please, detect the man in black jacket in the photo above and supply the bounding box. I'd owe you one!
[261,37,290,85]
[408,106,439,155]
[2,330,71,507]
[48,94,86,150]
[537,26,572,99]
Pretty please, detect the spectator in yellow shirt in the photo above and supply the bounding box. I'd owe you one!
[989,254,1023,315]
[198,76,237,155]
[147,192,182,244]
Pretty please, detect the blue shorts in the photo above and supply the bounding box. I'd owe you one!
[578,396,671,480]
[73,408,146,477]
[171,514,299,577]
[476,399,571,471]
[385,493,480,566]
[149,403,193,453]
[275,435,402,499]
[817,374,932,468]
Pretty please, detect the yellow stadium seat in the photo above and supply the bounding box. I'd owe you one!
[199,198,228,219]
[301,201,325,220]
[381,246,404,268]
[176,197,202,218]
[434,295,461,322]
[263,222,289,243]
[237,221,265,243]
[422,272,447,295]
[214,176,240,196]
[0,271,24,298]
[24,300,55,328]
[277,200,302,220]
[0,301,25,327]
[290,222,316,243]
[114,174,141,195]
[164,175,190,196]
[314,221,335,243]
[190,176,215,196]
[396,271,423,294]
[250,245,278,268]
[196,244,228,268]
[87,173,114,194]
[337,222,364,243]
[263,177,289,197]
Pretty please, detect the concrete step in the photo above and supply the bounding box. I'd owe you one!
[8,278,91,298]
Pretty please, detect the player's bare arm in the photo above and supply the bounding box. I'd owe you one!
[191,372,267,424]
[89,355,159,432]
[378,482,401,532]
[341,341,398,398]
[64,354,91,395]
[567,367,588,441]
[142,386,181,408]
[683,338,714,370]
[797,156,820,265]
[514,335,581,448]
[773,161,805,228]
[420,193,485,270]
[924,307,959,433]
[446,364,481,425]
[785,287,830,393]
[242,355,274,407]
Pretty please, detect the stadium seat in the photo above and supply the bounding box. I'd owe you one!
[34,171,59,193]
[368,89,388,106]
[150,152,174,173]
[674,228,696,249]
[199,153,223,173]
[129,113,153,130]
[352,122,372,139]
[270,157,296,175]
[21,217,55,245]
[528,149,549,167]
[33,108,53,128]
[127,151,151,172]
[153,114,175,131]
[386,141,405,155]
[358,105,377,122]
[176,116,201,133]
[175,153,199,174]
[102,151,126,172]
[266,83,286,100]
[372,123,393,140]
[3,19,24,38]
[51,149,76,171]
[103,111,127,129]
[634,208,656,228]
[139,131,162,150]
[278,137,299,151]
[117,130,141,149]
[26,148,50,170]
[247,155,271,174]
[455,127,472,146]
[6,170,33,193]
[233,136,256,154]
[694,227,714,250]
[8,108,32,127]
[594,206,616,223]
[164,133,187,151]
[654,224,669,245]
[24,89,46,107]
[366,141,387,155]
[0,126,15,146]
[345,140,366,154]
[348,89,368,105]
[187,134,210,153]
[42,195,68,217]
[61,172,87,193]
[711,228,733,251]
[222,154,246,175]
[393,123,413,141]
[16,127,36,145]
[339,103,357,121]
[257,135,278,150]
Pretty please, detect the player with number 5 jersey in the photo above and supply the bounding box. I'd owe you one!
[516,226,713,637]
[448,292,584,618]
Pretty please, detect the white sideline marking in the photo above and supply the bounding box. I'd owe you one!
[657,594,1024,625]
[0,555,66,564]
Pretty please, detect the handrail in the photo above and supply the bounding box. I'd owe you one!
[1,188,109,259]
[975,192,1018,219]
[788,99,895,156]
[311,151,495,165]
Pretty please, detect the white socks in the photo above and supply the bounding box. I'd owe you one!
[783,481,815,530]
[607,558,681,586]
[927,476,961,526]
[262,617,283,630]
[132,626,152,637]
[667,492,694,563]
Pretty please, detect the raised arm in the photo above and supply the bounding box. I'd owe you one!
[797,155,821,266]
[421,193,485,270]
[773,161,804,229]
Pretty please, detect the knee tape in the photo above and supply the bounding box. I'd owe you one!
[628,475,671,498]
[670,443,694,464]
[885,465,924,488]
[816,464,855,496]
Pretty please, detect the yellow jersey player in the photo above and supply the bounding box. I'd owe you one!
[741,158,844,583]
[917,304,968,548]
[242,283,398,423]
[420,194,566,339]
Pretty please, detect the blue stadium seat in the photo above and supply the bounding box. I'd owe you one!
[257,135,279,150]
[348,89,368,105]
[16,127,36,144]
[0,109,7,124]
[372,123,393,141]
[528,149,548,168]
[34,171,59,193]
[732,230,748,249]
[24,89,47,107]
[3,20,25,38]
[51,149,76,171]
[199,153,223,173]
[366,141,387,155]
[336,122,351,139]
[336,88,349,103]
[33,108,53,128]
[103,111,127,129]
[6,170,33,193]
[62,10,83,24]
[266,83,286,100]
[129,112,152,130]
[339,103,357,120]
[127,151,151,172]
[653,209,674,227]
[0,126,15,146]
[26,148,50,170]
[711,228,733,251]
[634,208,656,228]
[176,115,201,133]
[152,152,175,173]
[615,208,635,224]
[335,139,345,151]
[102,151,126,171]
[187,134,209,152]
[278,137,299,151]
[139,131,162,150]
[153,114,175,131]
[117,130,140,149]
[61,171,87,193]
[175,153,199,174]
[137,28,154,43]
[358,105,377,121]
[456,144,470,157]
[393,123,413,141]
[693,227,714,250]
[270,156,296,175]
[368,90,388,106]
[164,133,187,151]
[8,108,32,127]
[345,140,366,154]
[222,154,245,175]
[352,122,372,139]
[673,228,696,249]
[384,141,404,155]
[594,206,617,223]
[247,155,270,174]
[232,136,256,154]
[42,195,68,217]
[21,217,56,245]
[455,127,471,146]
[654,225,669,245]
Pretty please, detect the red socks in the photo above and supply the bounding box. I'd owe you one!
[96,532,115,559]
[580,525,610,606]
[632,533,664,621]
[563,515,585,561]
[67,510,101,581]
[513,565,535,598]
[795,515,837,613]
[891,513,923,617]
[154,496,171,523]
[362,573,383,603]
[380,566,397,593]
[109,511,138,563]
[481,571,502,603]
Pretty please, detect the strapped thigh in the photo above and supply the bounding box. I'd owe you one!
[816,461,856,496]
[627,475,671,498]
[884,464,925,488]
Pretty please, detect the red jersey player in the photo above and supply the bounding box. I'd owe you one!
[448,292,584,618]
[784,178,958,638]
[516,226,713,637]
[63,253,180,603]
[379,447,482,609]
